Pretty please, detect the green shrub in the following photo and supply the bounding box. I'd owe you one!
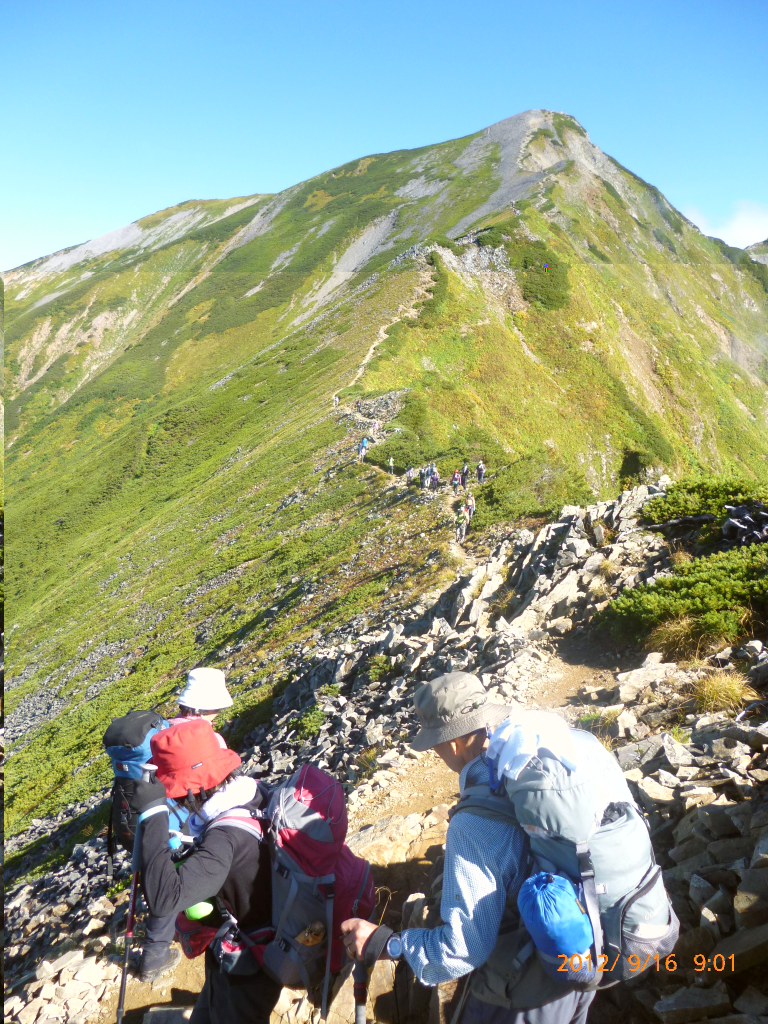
[366,429,425,473]
[603,545,768,653]
[588,243,611,263]
[710,237,768,296]
[291,704,326,740]
[476,220,570,309]
[416,253,450,328]
[552,113,586,143]
[473,456,593,528]
[654,228,676,253]
[367,653,393,682]
[643,477,768,524]
[661,206,683,235]
[600,179,626,207]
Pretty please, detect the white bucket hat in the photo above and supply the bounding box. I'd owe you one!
[178,667,233,711]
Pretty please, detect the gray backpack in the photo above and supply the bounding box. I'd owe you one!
[454,727,679,989]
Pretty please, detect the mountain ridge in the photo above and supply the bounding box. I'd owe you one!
[5,108,768,835]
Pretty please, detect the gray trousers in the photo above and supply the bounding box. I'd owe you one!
[143,913,177,965]
[462,991,595,1024]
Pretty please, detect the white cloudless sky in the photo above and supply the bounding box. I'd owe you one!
[2,0,767,270]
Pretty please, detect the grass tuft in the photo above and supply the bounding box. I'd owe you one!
[693,671,758,714]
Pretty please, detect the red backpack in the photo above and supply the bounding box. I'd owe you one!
[179,765,375,1017]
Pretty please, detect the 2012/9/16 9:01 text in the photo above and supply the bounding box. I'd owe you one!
[557,953,737,973]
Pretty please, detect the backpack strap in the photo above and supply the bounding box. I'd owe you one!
[205,808,265,841]
[351,862,371,918]
[575,841,604,968]
[449,785,520,825]
[107,782,116,879]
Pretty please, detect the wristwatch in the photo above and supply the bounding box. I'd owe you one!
[386,933,403,960]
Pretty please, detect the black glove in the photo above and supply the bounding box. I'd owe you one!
[128,776,168,817]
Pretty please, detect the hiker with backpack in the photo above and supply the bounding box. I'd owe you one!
[452,469,461,495]
[341,672,678,1024]
[461,461,470,489]
[466,491,476,521]
[103,668,234,981]
[455,505,468,543]
[477,460,486,484]
[128,719,374,1024]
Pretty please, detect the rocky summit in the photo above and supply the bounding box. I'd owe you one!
[3,108,768,1023]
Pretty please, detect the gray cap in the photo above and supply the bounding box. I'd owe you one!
[410,671,514,751]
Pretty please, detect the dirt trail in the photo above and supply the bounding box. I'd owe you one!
[340,267,434,400]
[348,648,612,834]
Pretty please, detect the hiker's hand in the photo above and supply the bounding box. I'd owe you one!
[341,919,378,961]
[129,777,168,816]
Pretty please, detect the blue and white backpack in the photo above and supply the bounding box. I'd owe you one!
[103,710,188,874]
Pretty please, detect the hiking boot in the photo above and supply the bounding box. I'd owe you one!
[140,944,181,982]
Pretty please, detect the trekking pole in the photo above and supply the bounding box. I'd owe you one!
[353,959,368,1024]
[116,764,156,1023]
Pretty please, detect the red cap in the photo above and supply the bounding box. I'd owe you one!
[150,718,242,798]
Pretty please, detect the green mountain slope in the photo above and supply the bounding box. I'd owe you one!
[5,109,768,834]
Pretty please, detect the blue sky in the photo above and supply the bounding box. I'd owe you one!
[3,0,767,270]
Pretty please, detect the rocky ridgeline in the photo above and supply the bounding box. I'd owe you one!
[5,481,768,1024]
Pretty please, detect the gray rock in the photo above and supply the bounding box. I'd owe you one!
[653,982,731,1024]
[689,873,717,908]
[734,985,768,1015]
[713,920,768,972]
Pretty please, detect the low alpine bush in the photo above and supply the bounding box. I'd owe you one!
[603,545,768,656]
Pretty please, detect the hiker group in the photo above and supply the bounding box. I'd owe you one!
[105,663,677,1024]
[418,462,441,490]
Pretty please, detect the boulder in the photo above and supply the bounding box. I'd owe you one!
[712,920,768,972]
[653,982,731,1024]
[734,869,768,929]
[707,836,754,864]
[734,985,768,1015]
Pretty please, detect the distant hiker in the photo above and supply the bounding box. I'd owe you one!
[431,467,440,491]
[333,395,339,408]
[340,675,598,1024]
[452,469,461,495]
[131,720,374,1024]
[373,419,380,434]
[355,398,362,413]
[406,466,415,484]
[461,461,470,489]
[419,466,426,489]
[466,491,476,521]
[455,506,468,543]
[476,460,486,484]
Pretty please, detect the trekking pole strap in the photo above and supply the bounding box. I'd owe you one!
[575,842,604,961]
[361,925,393,967]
